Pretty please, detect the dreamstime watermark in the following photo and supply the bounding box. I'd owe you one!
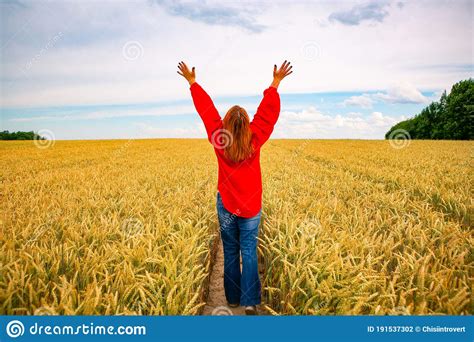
[121,218,144,238]
[301,41,322,61]
[20,32,63,75]
[387,129,411,149]
[111,138,134,159]
[297,216,322,238]
[25,225,49,246]
[34,306,57,315]
[6,320,24,338]
[5,320,146,337]
[311,299,327,313]
[33,129,56,149]
[218,207,241,233]
[122,41,144,61]
[211,129,233,150]
[211,306,233,316]
[290,139,311,160]
[390,306,410,315]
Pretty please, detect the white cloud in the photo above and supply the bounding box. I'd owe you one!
[341,82,430,108]
[373,82,429,104]
[154,0,266,33]
[328,1,391,26]
[343,94,374,108]
[370,111,398,127]
[347,112,363,118]
[274,107,403,139]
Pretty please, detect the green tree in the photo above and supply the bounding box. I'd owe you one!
[0,130,44,140]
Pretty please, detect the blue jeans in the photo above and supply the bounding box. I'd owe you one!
[216,192,262,306]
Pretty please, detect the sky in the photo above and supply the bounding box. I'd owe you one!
[0,0,472,140]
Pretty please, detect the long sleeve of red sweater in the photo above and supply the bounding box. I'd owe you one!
[250,86,281,148]
[190,82,222,142]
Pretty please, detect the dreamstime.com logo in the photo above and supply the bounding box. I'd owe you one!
[121,217,144,238]
[4,320,146,338]
[34,129,56,149]
[6,320,24,338]
[211,129,233,150]
[211,306,233,315]
[122,40,144,61]
[388,129,411,149]
[301,41,322,60]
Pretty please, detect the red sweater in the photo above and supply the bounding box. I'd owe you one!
[190,82,280,218]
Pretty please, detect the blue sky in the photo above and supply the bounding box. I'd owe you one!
[1,0,472,139]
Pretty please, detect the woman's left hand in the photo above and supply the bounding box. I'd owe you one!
[177,61,196,85]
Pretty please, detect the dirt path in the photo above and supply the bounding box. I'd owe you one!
[202,237,265,316]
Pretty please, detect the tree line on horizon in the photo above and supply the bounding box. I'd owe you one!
[0,130,45,140]
[385,78,473,140]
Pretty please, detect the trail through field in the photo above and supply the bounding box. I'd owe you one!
[202,239,245,315]
[202,237,265,315]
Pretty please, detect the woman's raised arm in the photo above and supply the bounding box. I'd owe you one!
[177,61,222,142]
[250,61,292,148]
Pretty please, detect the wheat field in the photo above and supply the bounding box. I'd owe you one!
[1,139,472,315]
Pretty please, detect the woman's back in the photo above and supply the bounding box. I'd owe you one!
[190,83,281,218]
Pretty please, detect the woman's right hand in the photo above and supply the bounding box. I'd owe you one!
[177,61,196,86]
[271,60,292,88]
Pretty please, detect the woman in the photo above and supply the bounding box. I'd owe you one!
[177,60,292,315]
